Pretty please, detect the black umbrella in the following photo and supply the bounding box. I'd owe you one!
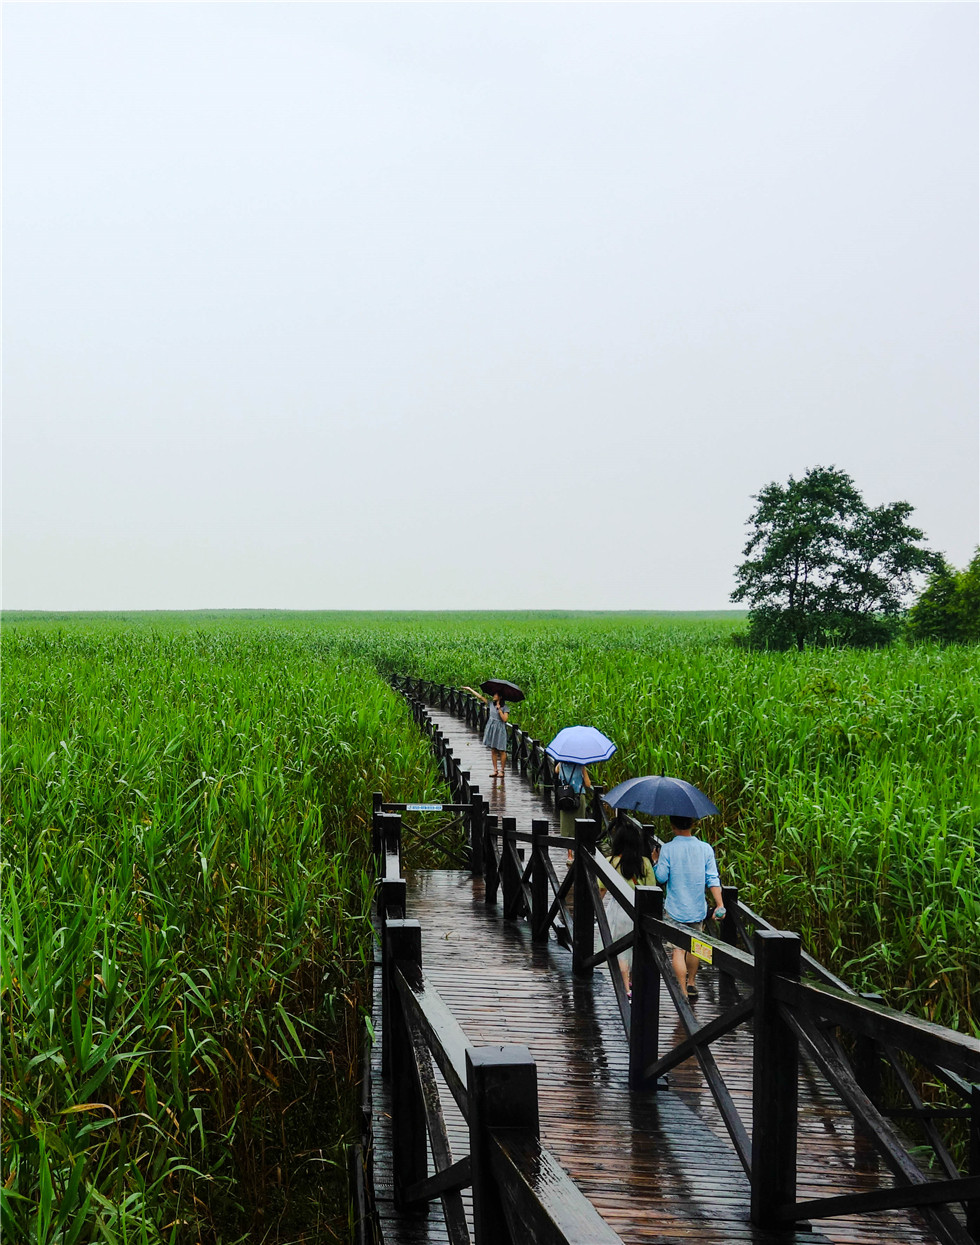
[603,775,719,819]
[480,678,525,704]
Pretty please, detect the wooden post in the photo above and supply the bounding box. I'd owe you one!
[751,930,801,1228]
[375,811,402,880]
[470,791,485,876]
[572,817,599,977]
[854,992,883,1172]
[630,886,664,1090]
[720,885,739,950]
[467,1045,538,1245]
[379,877,406,923]
[379,877,407,1079]
[715,884,741,1008]
[484,815,499,906]
[500,818,519,920]
[371,792,383,864]
[590,783,606,827]
[386,918,428,1215]
[531,820,550,942]
[968,1083,979,1240]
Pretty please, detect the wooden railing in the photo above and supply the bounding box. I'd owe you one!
[389,675,980,1245]
[371,804,622,1245]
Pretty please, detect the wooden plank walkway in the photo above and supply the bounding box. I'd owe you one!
[369,703,943,1245]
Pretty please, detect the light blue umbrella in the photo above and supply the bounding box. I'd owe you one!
[545,725,617,765]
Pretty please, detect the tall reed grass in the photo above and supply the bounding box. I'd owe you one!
[1,623,447,1242]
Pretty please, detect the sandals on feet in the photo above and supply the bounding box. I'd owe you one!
[686,984,699,1000]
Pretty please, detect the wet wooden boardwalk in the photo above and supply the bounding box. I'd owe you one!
[369,703,943,1245]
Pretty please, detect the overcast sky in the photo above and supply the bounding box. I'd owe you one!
[3,3,977,611]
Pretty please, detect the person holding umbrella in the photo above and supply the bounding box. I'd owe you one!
[652,816,725,1002]
[555,759,592,860]
[462,681,519,779]
[603,774,726,1002]
[546,725,616,862]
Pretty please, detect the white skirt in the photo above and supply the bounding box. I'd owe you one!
[603,891,634,969]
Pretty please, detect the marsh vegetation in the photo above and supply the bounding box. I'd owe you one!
[3,611,976,1241]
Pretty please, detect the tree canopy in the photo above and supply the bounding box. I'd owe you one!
[907,549,980,643]
[731,466,938,649]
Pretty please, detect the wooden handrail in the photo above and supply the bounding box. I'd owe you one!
[487,1132,622,1245]
[639,910,756,983]
[394,962,474,1120]
[774,976,980,1082]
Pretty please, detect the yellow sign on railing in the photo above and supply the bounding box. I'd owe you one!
[691,938,713,965]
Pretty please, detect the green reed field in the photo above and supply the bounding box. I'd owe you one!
[2,611,977,1243]
[1,621,450,1244]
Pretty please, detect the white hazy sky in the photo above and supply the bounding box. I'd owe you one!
[3,3,977,611]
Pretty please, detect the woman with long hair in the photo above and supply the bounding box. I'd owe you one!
[604,818,656,996]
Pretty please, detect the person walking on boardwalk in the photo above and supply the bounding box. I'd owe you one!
[604,819,657,997]
[652,815,725,1001]
[555,759,592,862]
[462,686,510,778]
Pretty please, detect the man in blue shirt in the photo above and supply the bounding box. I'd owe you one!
[653,815,725,1001]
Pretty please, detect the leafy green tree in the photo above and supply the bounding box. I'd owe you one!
[907,548,980,643]
[731,466,938,649]
[957,550,980,641]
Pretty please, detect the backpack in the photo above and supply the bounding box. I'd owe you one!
[556,782,579,811]
[555,765,581,812]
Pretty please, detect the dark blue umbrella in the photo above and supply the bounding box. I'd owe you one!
[545,725,617,765]
[603,775,719,819]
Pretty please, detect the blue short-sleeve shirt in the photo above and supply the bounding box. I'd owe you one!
[557,763,586,794]
[654,836,720,923]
